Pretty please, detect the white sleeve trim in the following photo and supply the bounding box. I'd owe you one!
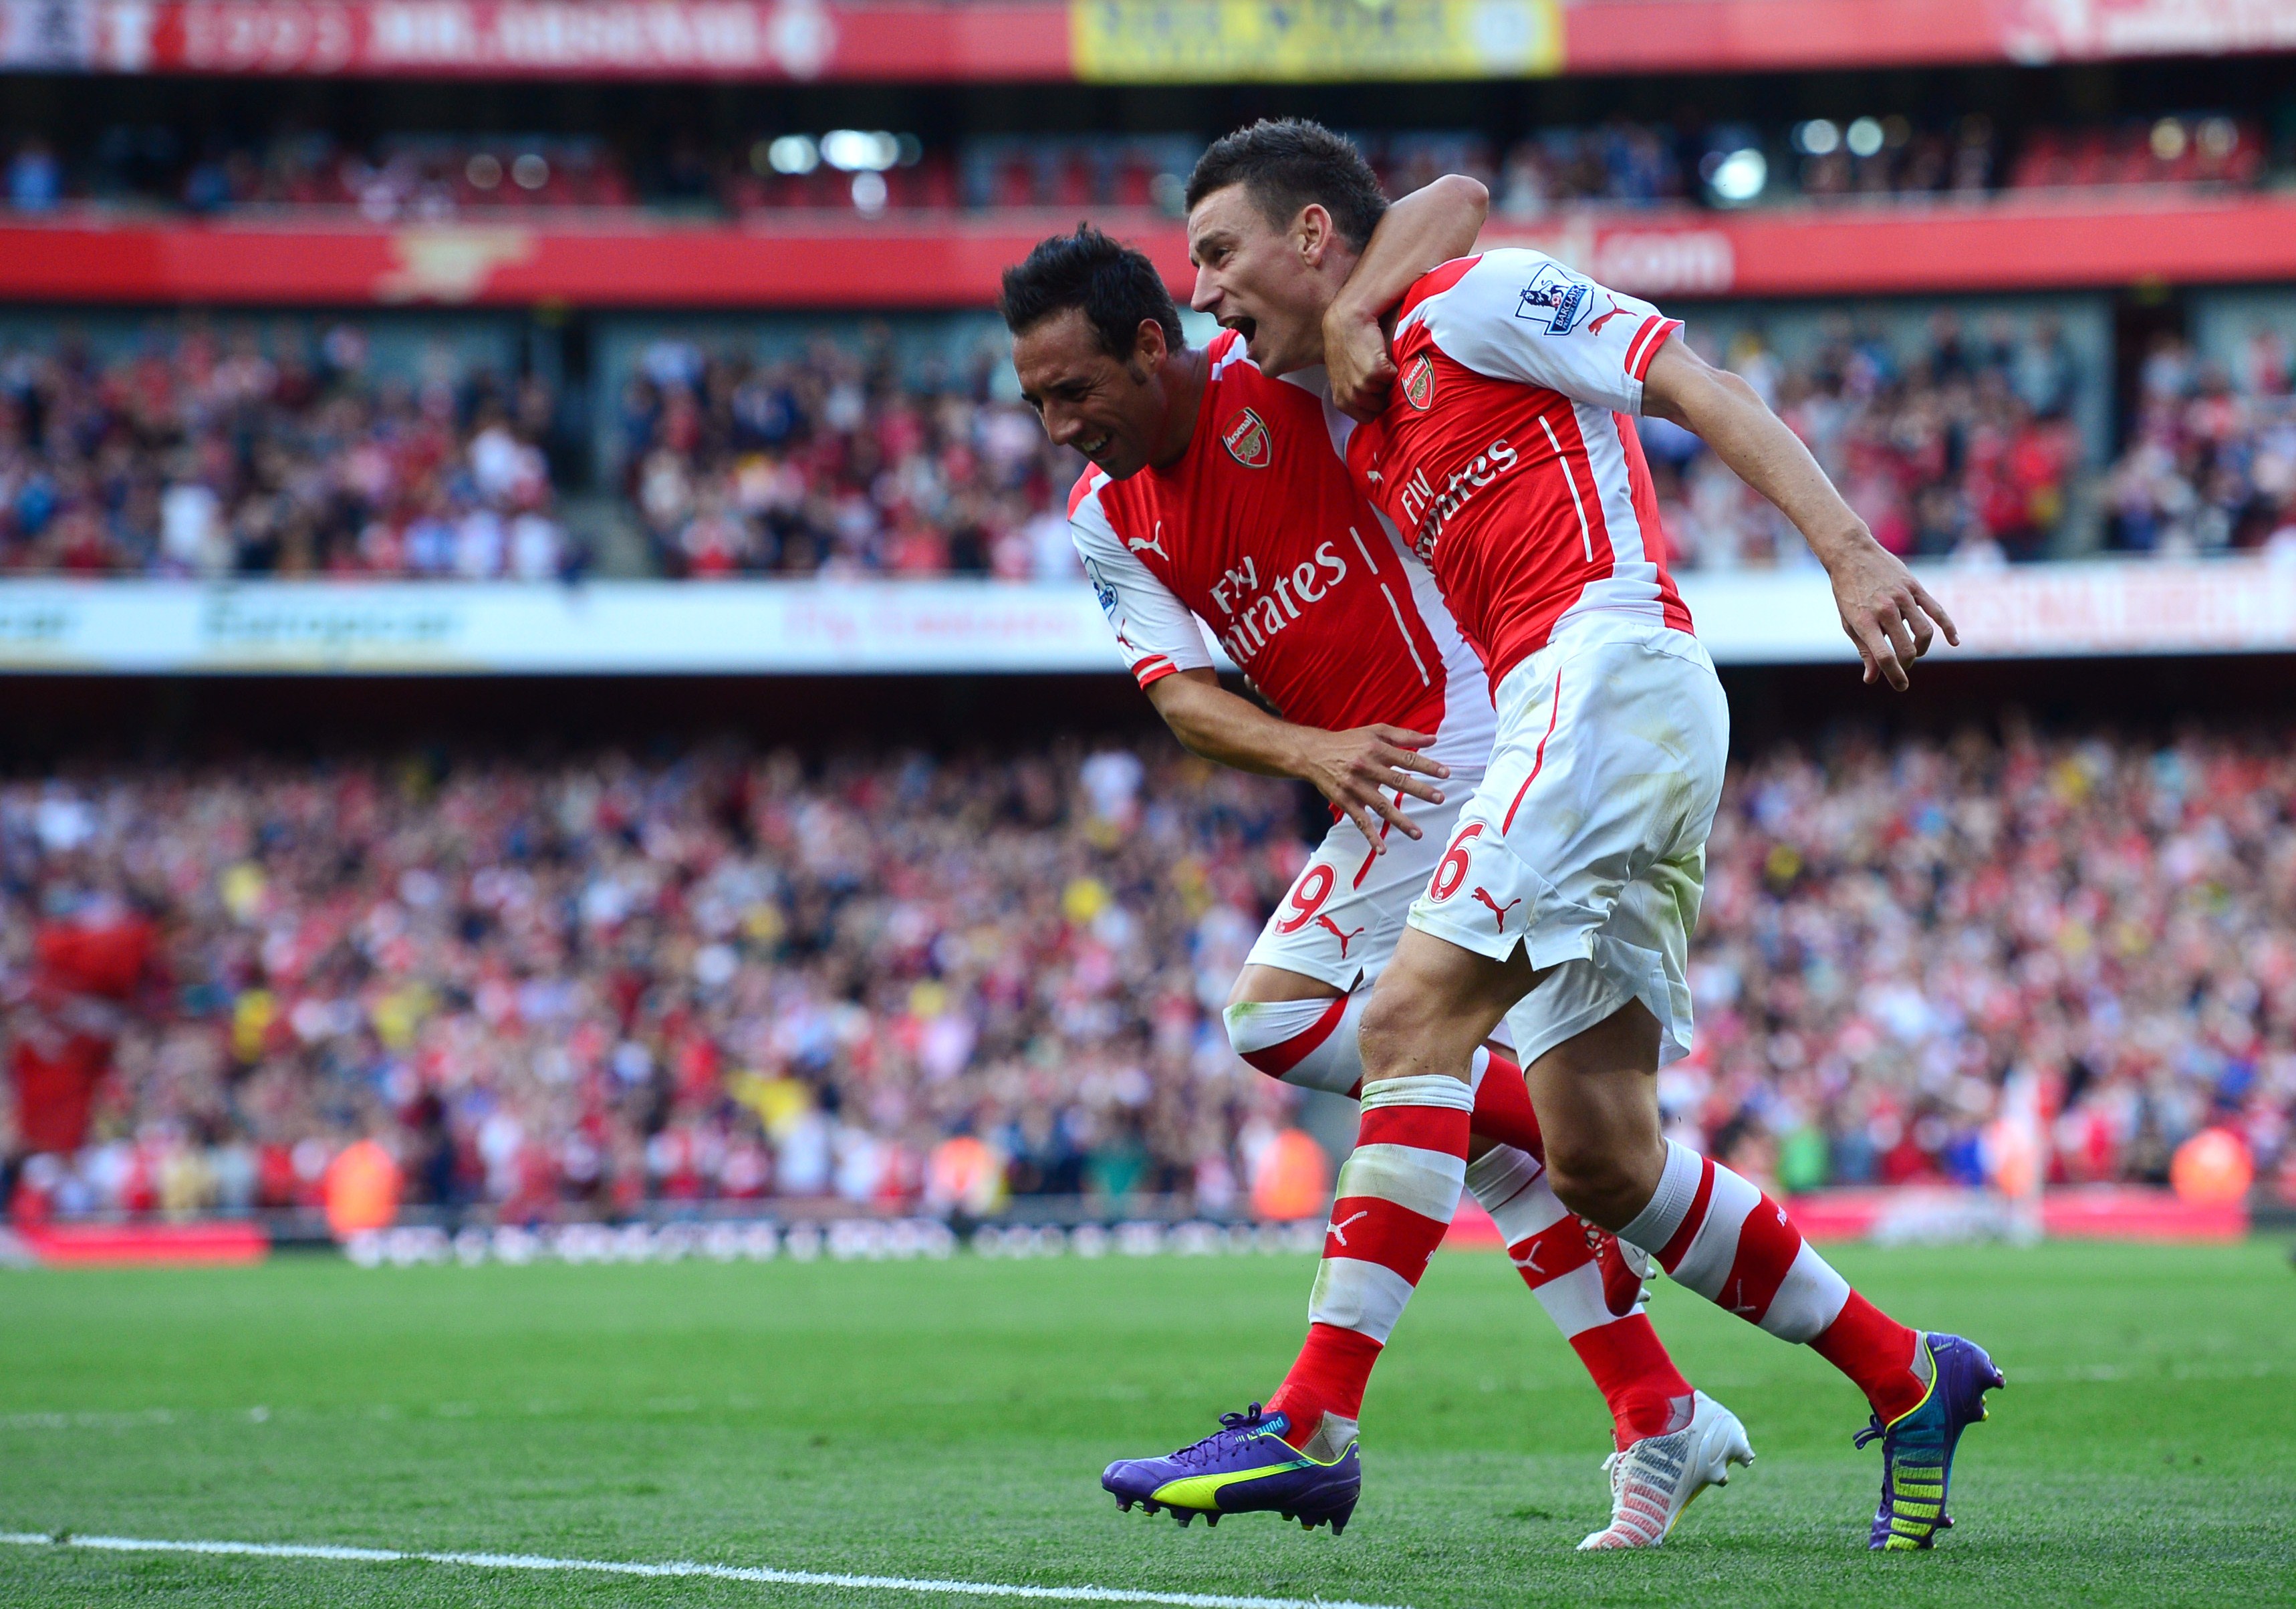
[1069,487,1215,687]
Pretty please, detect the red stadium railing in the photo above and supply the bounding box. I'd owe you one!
[0,191,2291,307]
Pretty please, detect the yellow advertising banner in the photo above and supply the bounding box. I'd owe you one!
[1072,0,1562,82]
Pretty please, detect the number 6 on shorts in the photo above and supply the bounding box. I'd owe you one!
[1428,822,1483,902]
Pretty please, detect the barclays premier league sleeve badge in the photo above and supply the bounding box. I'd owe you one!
[1515,263,1591,335]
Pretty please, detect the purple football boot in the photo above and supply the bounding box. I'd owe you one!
[1855,1332,2005,1550]
[1102,1404,1360,1533]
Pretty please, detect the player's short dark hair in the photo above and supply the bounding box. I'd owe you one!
[1185,119,1388,251]
[1000,225,1184,360]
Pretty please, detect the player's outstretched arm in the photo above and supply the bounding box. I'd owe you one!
[1146,668,1448,848]
[1321,174,1490,420]
[1641,335,1960,690]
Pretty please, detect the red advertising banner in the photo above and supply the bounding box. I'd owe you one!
[66,0,1071,80]
[0,193,2287,308]
[1,0,2293,82]
[1563,0,2296,75]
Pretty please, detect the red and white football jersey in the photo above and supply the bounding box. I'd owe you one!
[1343,249,1694,689]
[1071,330,1491,769]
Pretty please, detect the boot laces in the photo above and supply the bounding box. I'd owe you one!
[1170,1404,1273,1466]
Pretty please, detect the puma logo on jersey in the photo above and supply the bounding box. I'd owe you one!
[1327,1209,1371,1247]
[1471,887,1522,931]
[1511,1243,1544,1274]
[1222,407,1271,469]
[1126,522,1169,561]
[1585,295,1627,335]
[1314,914,1367,957]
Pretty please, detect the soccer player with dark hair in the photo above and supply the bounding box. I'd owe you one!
[1156,116,2000,1554]
[1003,195,1757,1548]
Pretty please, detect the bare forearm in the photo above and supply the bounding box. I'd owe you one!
[1653,360,1865,560]
[1330,174,1489,328]
[1640,334,1959,687]
[1147,671,1310,779]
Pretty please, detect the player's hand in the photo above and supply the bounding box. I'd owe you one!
[1293,725,1448,848]
[1323,307,1396,422]
[1827,537,1958,691]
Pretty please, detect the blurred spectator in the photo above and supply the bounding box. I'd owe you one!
[3,723,2293,1223]
[7,138,61,213]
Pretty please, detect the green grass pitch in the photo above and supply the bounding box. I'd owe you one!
[2,1238,2292,1606]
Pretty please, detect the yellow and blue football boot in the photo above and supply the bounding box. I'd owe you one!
[1857,1332,2005,1550]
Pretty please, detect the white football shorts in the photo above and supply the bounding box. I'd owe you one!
[1244,770,1478,995]
[1406,614,1729,1070]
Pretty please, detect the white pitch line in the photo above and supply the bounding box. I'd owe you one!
[0,1530,1412,1609]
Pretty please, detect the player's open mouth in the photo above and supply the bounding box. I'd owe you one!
[1076,434,1110,457]
[1222,316,1258,344]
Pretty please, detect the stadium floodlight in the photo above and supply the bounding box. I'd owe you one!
[465,152,503,189]
[1845,117,1885,158]
[1793,119,1841,156]
[2151,118,2188,161]
[511,153,550,191]
[821,130,900,172]
[852,170,889,214]
[767,134,819,175]
[1706,146,1767,205]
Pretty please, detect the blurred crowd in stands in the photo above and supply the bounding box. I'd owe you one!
[3,723,2293,1224]
[613,334,1075,580]
[0,322,573,578]
[19,303,2296,577]
[2106,328,2296,555]
[1652,310,2087,567]
[3,110,2279,221]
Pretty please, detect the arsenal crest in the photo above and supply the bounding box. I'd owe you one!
[1403,352,1434,410]
[1222,408,1272,469]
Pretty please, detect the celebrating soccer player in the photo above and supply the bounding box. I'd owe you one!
[1003,198,1755,1548]
[1152,118,2003,1553]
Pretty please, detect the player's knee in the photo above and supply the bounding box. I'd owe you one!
[1219,998,1263,1058]
[1354,984,1433,1082]
[1544,1136,1663,1230]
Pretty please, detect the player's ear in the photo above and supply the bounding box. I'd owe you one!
[1129,318,1168,378]
[1295,204,1333,266]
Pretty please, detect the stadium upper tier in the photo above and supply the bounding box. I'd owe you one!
[2,0,2293,82]
[1,301,2291,600]
[3,116,2269,223]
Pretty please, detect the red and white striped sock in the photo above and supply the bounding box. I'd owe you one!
[1620,1140,1925,1422]
[1225,997,1545,1159]
[1464,1047,1545,1160]
[1266,1072,1475,1450]
[1466,1146,1692,1447]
